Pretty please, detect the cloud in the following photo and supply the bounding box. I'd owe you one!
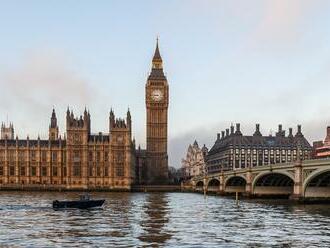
[0,47,97,138]
[249,0,324,49]
[0,47,93,114]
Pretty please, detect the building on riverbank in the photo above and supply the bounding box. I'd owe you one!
[313,126,330,159]
[181,141,208,179]
[206,123,312,173]
[0,108,136,190]
[0,42,170,190]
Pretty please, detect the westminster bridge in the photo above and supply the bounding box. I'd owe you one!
[188,158,330,200]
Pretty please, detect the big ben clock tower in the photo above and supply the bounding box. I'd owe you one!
[145,40,169,184]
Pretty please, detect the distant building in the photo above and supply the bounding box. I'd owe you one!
[206,123,312,174]
[313,126,330,158]
[181,141,208,179]
[1,123,14,140]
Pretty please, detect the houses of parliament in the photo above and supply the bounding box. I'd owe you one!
[0,42,169,190]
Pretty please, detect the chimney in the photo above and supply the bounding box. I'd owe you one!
[276,124,284,137]
[236,123,240,132]
[221,131,225,139]
[327,126,330,136]
[253,123,262,136]
[235,123,242,135]
[297,125,302,134]
[288,128,293,137]
[226,129,229,137]
[230,125,234,134]
[217,133,220,140]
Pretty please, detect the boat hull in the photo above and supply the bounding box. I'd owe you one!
[53,199,105,209]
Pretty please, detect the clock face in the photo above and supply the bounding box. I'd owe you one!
[151,89,163,101]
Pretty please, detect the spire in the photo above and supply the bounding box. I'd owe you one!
[151,38,163,70]
[148,38,166,81]
[52,108,56,118]
[153,37,162,62]
[50,108,57,128]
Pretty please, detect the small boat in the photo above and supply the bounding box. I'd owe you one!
[53,194,105,209]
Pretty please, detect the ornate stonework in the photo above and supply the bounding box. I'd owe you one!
[181,141,208,178]
[0,108,135,190]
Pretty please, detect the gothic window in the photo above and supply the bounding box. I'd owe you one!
[31,167,36,176]
[0,166,3,176]
[116,164,124,177]
[9,166,15,176]
[63,151,66,163]
[18,151,25,161]
[104,166,109,177]
[73,151,80,162]
[53,167,58,177]
[52,152,57,163]
[63,167,67,177]
[20,167,25,176]
[41,151,47,162]
[0,151,5,161]
[89,166,93,177]
[31,150,36,162]
[42,167,47,177]
[96,152,101,163]
[9,151,15,161]
[104,152,109,162]
[73,163,81,177]
[96,167,101,177]
[88,151,93,162]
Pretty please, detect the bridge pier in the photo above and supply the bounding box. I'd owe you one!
[245,169,252,197]
[203,177,207,195]
[291,160,303,200]
[219,173,225,195]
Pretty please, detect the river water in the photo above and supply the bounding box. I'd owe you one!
[0,191,330,247]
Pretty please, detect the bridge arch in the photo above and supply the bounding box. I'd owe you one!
[304,168,330,198]
[207,178,220,187]
[196,181,204,187]
[225,175,247,187]
[252,171,294,197]
[225,175,246,193]
[207,178,220,192]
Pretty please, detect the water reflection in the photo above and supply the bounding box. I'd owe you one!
[139,193,172,246]
[0,191,330,247]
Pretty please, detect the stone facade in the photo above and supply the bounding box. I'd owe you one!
[0,108,135,190]
[313,126,330,158]
[181,141,208,179]
[206,123,312,174]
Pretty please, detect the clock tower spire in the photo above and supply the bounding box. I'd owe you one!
[145,39,169,184]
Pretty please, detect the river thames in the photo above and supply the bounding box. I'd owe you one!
[0,191,330,247]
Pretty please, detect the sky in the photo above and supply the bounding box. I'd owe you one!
[1,0,330,168]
